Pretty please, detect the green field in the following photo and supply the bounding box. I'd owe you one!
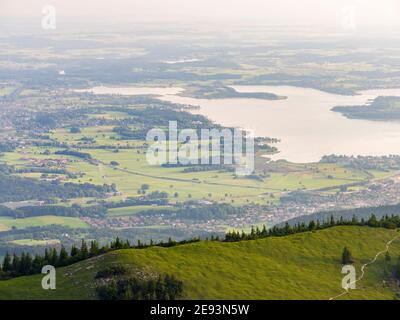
[0,216,88,231]
[0,117,397,235]
[0,226,399,300]
[0,86,17,97]
[1,123,391,208]
[107,205,176,217]
[10,239,60,246]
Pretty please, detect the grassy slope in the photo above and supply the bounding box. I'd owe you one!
[0,226,399,300]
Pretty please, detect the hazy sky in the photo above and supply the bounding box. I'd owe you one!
[1,0,400,28]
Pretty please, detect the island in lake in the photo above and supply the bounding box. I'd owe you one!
[332,96,400,121]
[179,84,287,100]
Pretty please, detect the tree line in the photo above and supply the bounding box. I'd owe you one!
[96,273,183,300]
[0,236,200,279]
[225,213,400,241]
[55,149,92,160]
[0,172,116,203]
[0,204,108,219]
[2,213,400,280]
[279,203,400,228]
[0,238,129,278]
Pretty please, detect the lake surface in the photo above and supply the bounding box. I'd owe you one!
[82,85,400,163]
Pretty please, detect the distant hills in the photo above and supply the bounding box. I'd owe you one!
[277,203,400,228]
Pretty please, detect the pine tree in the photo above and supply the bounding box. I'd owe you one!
[70,245,79,257]
[32,254,43,273]
[368,214,378,227]
[351,215,358,225]
[59,246,69,265]
[80,239,89,259]
[11,253,20,275]
[49,248,58,266]
[2,253,11,272]
[20,252,33,275]
[341,247,354,265]
[250,226,256,239]
[261,225,267,236]
[112,237,122,249]
[44,249,50,263]
[19,253,27,274]
[89,241,99,256]
[284,222,292,234]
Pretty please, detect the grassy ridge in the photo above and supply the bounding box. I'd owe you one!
[0,226,399,300]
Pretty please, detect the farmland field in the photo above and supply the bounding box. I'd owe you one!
[9,239,60,246]
[0,216,88,231]
[1,124,388,207]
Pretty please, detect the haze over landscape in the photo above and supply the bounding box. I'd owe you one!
[1,0,400,302]
[2,0,400,32]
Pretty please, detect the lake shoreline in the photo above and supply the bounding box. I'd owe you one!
[76,85,400,163]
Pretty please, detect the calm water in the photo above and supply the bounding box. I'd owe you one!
[82,85,400,163]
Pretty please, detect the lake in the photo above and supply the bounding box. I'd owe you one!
[81,85,400,163]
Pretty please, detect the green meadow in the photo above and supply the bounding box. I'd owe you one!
[0,86,17,97]
[9,239,61,246]
[0,120,397,234]
[2,123,392,211]
[0,226,398,300]
[107,205,176,217]
[0,216,88,232]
